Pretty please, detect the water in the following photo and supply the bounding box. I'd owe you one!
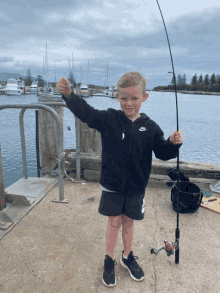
[0,92,220,189]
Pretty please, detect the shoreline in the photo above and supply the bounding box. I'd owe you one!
[150,90,220,95]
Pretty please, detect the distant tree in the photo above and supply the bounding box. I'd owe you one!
[170,76,174,85]
[68,71,76,87]
[182,74,187,85]
[191,73,198,85]
[203,74,210,86]
[216,74,220,85]
[198,74,203,85]
[210,73,216,86]
[171,74,177,85]
[177,74,187,85]
[177,74,183,85]
[25,69,33,86]
[36,75,44,87]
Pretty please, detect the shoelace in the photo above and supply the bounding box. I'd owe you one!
[127,256,140,270]
[105,259,117,273]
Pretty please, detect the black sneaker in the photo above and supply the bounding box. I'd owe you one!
[120,250,144,281]
[102,255,117,287]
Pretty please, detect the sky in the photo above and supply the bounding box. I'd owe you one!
[0,0,220,89]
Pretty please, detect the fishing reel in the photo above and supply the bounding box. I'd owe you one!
[150,240,178,257]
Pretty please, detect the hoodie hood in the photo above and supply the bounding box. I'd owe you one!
[107,108,150,122]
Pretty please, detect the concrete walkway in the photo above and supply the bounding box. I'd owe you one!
[0,178,219,293]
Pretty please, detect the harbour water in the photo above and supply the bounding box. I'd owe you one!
[0,92,220,189]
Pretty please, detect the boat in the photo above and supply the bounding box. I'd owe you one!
[0,85,6,95]
[105,85,117,98]
[112,86,117,98]
[92,92,106,96]
[29,81,38,94]
[50,87,61,96]
[17,80,26,94]
[37,85,60,96]
[77,83,89,97]
[5,79,21,95]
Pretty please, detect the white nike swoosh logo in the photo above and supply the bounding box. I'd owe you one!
[139,127,148,131]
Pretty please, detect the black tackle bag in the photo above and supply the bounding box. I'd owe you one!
[166,169,203,214]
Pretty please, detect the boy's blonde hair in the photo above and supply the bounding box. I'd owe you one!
[117,71,147,95]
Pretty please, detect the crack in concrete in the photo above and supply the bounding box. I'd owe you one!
[152,195,158,293]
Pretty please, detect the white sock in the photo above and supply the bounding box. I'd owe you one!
[123,253,128,259]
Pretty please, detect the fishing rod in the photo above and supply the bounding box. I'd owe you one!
[150,0,180,264]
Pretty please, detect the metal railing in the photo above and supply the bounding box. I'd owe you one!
[0,101,84,204]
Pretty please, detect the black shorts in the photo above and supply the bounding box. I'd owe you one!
[98,190,145,220]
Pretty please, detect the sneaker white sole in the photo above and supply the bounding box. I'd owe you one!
[102,277,116,287]
[120,258,144,282]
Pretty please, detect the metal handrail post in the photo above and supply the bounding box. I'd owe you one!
[19,109,28,179]
[0,104,64,201]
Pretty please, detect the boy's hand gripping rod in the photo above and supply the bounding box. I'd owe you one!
[150,0,180,264]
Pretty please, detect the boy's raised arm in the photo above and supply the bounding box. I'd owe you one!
[56,77,106,134]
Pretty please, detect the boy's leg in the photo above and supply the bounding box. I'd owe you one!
[106,215,123,259]
[122,192,145,256]
[122,215,135,257]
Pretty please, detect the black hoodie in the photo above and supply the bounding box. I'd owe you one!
[62,92,182,196]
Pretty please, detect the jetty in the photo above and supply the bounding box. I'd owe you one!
[0,94,219,292]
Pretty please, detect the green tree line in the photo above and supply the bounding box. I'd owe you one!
[154,73,220,92]
[170,73,220,87]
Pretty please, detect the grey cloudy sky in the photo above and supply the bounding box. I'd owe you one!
[1,0,219,89]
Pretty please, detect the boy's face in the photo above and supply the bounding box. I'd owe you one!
[116,85,149,121]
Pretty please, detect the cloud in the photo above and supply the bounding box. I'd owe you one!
[0,0,220,89]
[0,57,14,63]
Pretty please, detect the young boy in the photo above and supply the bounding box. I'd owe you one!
[57,72,183,288]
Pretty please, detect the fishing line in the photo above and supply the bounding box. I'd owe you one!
[150,0,180,264]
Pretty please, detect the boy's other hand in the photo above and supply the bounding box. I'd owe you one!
[169,130,183,144]
[57,77,71,98]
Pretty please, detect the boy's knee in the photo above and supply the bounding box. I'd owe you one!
[108,215,123,229]
[122,215,134,223]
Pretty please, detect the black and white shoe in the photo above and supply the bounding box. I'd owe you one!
[120,250,144,281]
[102,255,117,287]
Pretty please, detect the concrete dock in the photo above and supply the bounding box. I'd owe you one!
[0,176,219,293]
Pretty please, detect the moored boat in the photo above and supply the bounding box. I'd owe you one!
[105,85,117,98]
[29,81,38,94]
[0,85,6,95]
[78,83,89,97]
[5,79,21,95]
[50,88,61,96]
[17,80,26,94]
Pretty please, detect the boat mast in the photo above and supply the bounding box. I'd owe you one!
[72,53,74,89]
[54,61,56,85]
[107,61,108,90]
[45,42,48,90]
[87,59,89,86]
[43,56,44,88]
